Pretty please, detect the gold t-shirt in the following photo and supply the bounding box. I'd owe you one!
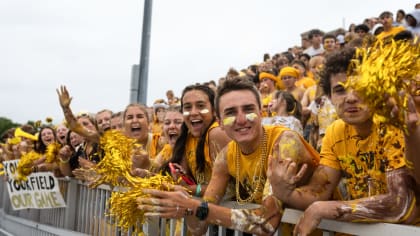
[261,93,274,117]
[376,26,405,41]
[320,119,406,200]
[226,125,319,204]
[296,76,316,89]
[185,121,219,184]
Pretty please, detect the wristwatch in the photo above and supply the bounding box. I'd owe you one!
[195,201,209,220]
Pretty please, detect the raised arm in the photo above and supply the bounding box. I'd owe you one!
[56,86,100,143]
[294,167,418,236]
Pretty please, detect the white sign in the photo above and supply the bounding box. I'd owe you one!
[2,160,66,210]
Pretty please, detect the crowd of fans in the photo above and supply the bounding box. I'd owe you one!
[1,5,420,236]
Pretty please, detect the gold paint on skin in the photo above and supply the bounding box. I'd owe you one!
[278,138,299,162]
[183,109,209,117]
[245,113,258,121]
[231,209,275,234]
[223,116,235,126]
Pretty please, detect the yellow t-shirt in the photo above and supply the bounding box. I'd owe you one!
[185,122,219,184]
[376,26,405,41]
[261,93,274,117]
[158,144,172,162]
[151,121,163,134]
[296,76,316,89]
[320,119,406,200]
[226,125,319,204]
[147,133,161,159]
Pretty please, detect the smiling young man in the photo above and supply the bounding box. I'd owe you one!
[136,77,319,235]
[268,47,418,235]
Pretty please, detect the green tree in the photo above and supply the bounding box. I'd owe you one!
[0,117,20,140]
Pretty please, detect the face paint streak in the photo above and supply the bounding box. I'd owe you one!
[183,111,190,116]
[200,109,209,114]
[245,113,258,121]
[223,116,235,126]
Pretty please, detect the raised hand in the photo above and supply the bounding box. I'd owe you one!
[56,85,72,108]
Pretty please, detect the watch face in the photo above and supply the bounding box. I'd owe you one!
[195,201,209,220]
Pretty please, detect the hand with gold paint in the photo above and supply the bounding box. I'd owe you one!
[136,188,195,219]
[56,85,72,108]
[72,167,100,184]
[267,140,308,201]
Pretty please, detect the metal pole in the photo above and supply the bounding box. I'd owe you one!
[137,0,153,104]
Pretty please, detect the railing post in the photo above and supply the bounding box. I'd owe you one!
[63,177,78,230]
[144,216,159,235]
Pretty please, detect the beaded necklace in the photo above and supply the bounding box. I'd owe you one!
[235,128,267,204]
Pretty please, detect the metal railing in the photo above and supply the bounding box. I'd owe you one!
[1,177,419,236]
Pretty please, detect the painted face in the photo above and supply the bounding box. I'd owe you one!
[163,111,183,146]
[77,116,96,132]
[330,73,371,126]
[182,90,214,138]
[96,111,112,134]
[40,128,55,146]
[56,124,68,144]
[69,132,84,148]
[124,105,149,142]
[219,90,261,148]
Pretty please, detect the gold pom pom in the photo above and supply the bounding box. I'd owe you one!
[347,39,420,132]
[16,151,42,181]
[90,130,138,188]
[45,142,61,163]
[108,173,175,234]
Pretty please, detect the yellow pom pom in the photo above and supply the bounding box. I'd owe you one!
[347,39,420,133]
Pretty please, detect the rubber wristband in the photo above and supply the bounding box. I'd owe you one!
[195,184,202,197]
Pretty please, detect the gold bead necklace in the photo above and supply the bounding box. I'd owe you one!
[235,128,267,204]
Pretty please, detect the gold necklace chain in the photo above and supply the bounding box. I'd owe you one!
[235,128,267,204]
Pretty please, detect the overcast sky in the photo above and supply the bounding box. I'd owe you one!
[1,0,417,124]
